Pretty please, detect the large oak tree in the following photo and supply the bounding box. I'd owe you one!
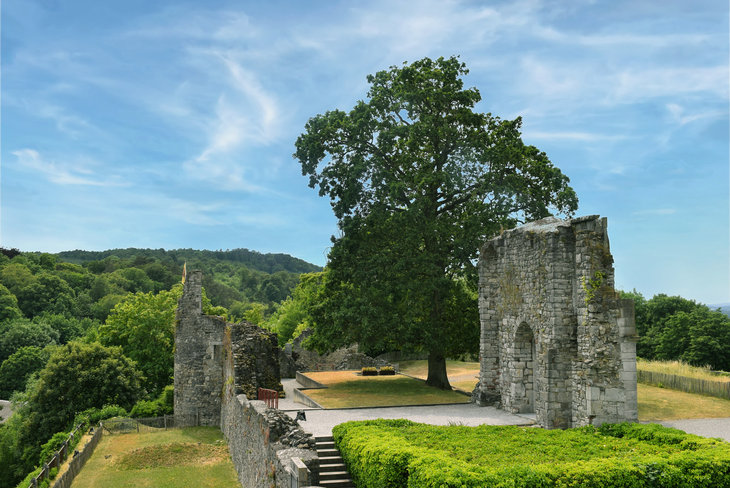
[295,56,577,389]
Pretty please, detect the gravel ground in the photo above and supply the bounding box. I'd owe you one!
[659,418,730,442]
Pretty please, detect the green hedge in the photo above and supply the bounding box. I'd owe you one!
[332,420,730,488]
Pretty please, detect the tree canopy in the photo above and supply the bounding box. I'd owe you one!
[295,56,577,388]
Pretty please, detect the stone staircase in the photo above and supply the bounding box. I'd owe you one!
[315,436,354,488]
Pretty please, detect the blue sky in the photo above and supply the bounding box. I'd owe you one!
[1,0,728,305]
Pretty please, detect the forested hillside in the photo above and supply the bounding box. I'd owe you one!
[0,246,319,488]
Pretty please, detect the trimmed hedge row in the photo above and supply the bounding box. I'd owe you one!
[332,420,730,488]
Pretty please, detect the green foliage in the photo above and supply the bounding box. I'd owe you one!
[38,432,67,466]
[622,291,730,371]
[99,288,180,395]
[75,405,128,426]
[15,273,77,318]
[0,284,23,322]
[295,56,577,388]
[0,319,59,363]
[265,271,323,345]
[0,346,52,399]
[23,342,143,447]
[130,384,173,417]
[333,420,730,488]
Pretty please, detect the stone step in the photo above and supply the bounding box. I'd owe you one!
[315,435,354,488]
[319,462,347,472]
[318,480,354,488]
[319,470,351,481]
[318,455,345,465]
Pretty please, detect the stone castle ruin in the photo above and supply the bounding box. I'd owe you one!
[174,269,282,426]
[174,270,318,487]
[472,215,638,428]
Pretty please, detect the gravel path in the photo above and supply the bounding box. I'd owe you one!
[285,403,535,437]
[280,378,730,441]
[659,418,730,442]
[279,378,533,436]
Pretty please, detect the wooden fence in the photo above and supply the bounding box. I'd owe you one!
[27,422,103,488]
[48,425,103,488]
[637,370,730,400]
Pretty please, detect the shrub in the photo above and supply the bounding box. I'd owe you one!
[379,366,395,375]
[361,367,378,376]
[333,420,730,488]
[75,404,128,426]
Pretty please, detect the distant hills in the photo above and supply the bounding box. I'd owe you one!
[57,248,321,275]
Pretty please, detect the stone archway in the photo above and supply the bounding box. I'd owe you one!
[511,322,535,414]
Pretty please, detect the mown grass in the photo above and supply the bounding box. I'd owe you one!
[302,371,470,408]
[70,427,238,488]
[638,383,730,420]
[638,358,730,382]
[399,359,480,379]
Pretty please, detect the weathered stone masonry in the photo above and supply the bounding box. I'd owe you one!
[174,270,225,426]
[175,270,317,487]
[473,216,638,428]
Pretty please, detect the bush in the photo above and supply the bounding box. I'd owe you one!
[129,385,173,418]
[361,367,378,376]
[333,420,730,488]
[75,404,128,426]
[379,366,395,375]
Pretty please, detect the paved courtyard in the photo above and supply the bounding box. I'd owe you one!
[279,378,730,440]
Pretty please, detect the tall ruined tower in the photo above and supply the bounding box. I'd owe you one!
[174,270,226,426]
[474,216,638,428]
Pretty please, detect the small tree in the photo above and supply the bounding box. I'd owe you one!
[23,341,143,445]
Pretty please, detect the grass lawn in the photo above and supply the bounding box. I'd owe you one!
[302,371,470,408]
[638,383,730,420]
[70,427,238,488]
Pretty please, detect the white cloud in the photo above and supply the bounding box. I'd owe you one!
[11,149,123,187]
[666,103,726,126]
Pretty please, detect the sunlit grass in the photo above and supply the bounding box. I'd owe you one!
[638,383,730,421]
[70,427,238,488]
[302,371,470,408]
[638,358,730,382]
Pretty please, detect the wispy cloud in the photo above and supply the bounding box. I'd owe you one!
[665,103,726,126]
[11,149,124,187]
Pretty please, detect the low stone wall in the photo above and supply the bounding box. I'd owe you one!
[50,426,103,488]
[221,393,319,488]
[296,371,326,389]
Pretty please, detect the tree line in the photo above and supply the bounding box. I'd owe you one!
[0,247,317,488]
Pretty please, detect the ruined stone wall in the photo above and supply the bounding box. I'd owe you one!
[229,321,283,398]
[474,216,638,428]
[220,349,318,488]
[174,270,226,426]
[176,270,314,486]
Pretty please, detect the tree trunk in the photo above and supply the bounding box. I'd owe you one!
[425,351,452,390]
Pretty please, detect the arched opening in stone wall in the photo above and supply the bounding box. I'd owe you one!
[513,322,535,413]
